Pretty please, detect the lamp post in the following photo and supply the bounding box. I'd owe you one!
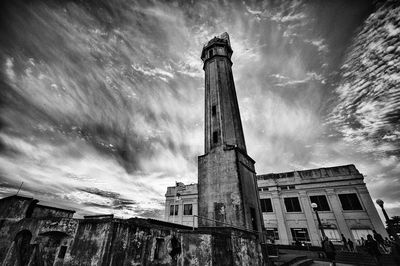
[376,199,390,222]
[376,199,399,243]
[312,202,326,239]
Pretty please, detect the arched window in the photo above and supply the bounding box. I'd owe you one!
[10,230,33,265]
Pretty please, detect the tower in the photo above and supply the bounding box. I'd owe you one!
[198,33,264,232]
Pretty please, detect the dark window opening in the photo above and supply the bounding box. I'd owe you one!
[213,131,218,144]
[339,193,363,210]
[291,228,310,242]
[260,199,273,212]
[58,246,67,259]
[280,185,295,190]
[183,204,193,215]
[212,105,217,116]
[250,207,258,230]
[310,195,330,211]
[265,228,279,240]
[154,238,165,260]
[209,49,213,58]
[284,197,301,212]
[170,205,178,216]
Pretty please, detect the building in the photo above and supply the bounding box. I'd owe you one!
[164,183,198,227]
[198,32,264,232]
[165,164,388,246]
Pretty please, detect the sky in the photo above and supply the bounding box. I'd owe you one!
[0,0,399,220]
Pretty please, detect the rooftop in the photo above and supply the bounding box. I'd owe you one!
[257,164,360,181]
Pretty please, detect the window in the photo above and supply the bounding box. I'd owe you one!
[291,228,310,242]
[212,105,217,116]
[209,49,214,58]
[284,197,301,212]
[154,238,165,259]
[323,229,341,241]
[265,228,279,240]
[280,185,295,190]
[170,205,178,216]
[183,204,193,215]
[250,207,258,230]
[213,131,218,144]
[260,199,273,212]
[351,229,373,241]
[339,193,363,210]
[310,195,330,211]
[58,246,67,259]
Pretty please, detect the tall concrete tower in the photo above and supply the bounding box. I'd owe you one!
[198,33,264,232]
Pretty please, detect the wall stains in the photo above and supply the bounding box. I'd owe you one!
[0,195,265,265]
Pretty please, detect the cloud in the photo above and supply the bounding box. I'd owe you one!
[2,0,395,220]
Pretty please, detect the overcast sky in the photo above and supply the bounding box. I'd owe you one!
[0,0,398,220]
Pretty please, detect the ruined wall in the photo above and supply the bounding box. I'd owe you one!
[179,232,211,265]
[0,217,79,265]
[0,196,37,219]
[0,196,266,265]
[31,205,74,218]
[231,230,263,266]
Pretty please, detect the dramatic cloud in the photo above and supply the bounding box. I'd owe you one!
[1,0,398,220]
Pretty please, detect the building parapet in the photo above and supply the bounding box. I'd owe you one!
[257,164,361,181]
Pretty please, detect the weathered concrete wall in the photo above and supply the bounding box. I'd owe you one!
[0,217,79,265]
[179,232,211,266]
[0,196,37,220]
[198,146,245,228]
[231,230,263,266]
[237,150,264,233]
[0,196,266,265]
[31,205,75,219]
[198,146,264,233]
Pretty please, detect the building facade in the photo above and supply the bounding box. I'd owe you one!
[165,164,388,246]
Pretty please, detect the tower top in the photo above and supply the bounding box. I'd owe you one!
[201,32,233,62]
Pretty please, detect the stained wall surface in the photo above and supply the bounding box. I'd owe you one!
[0,195,264,265]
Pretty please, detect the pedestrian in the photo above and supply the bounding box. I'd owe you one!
[322,236,336,266]
[341,234,348,251]
[347,238,354,252]
[373,230,387,253]
[360,237,366,247]
[389,237,400,265]
[365,234,381,265]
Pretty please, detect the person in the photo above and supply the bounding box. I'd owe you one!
[341,234,348,251]
[360,237,366,247]
[322,236,336,265]
[365,234,381,265]
[373,230,387,253]
[389,237,400,265]
[347,238,354,252]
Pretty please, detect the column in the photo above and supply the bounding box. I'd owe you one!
[299,191,320,246]
[325,188,352,238]
[356,186,388,238]
[271,191,289,244]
